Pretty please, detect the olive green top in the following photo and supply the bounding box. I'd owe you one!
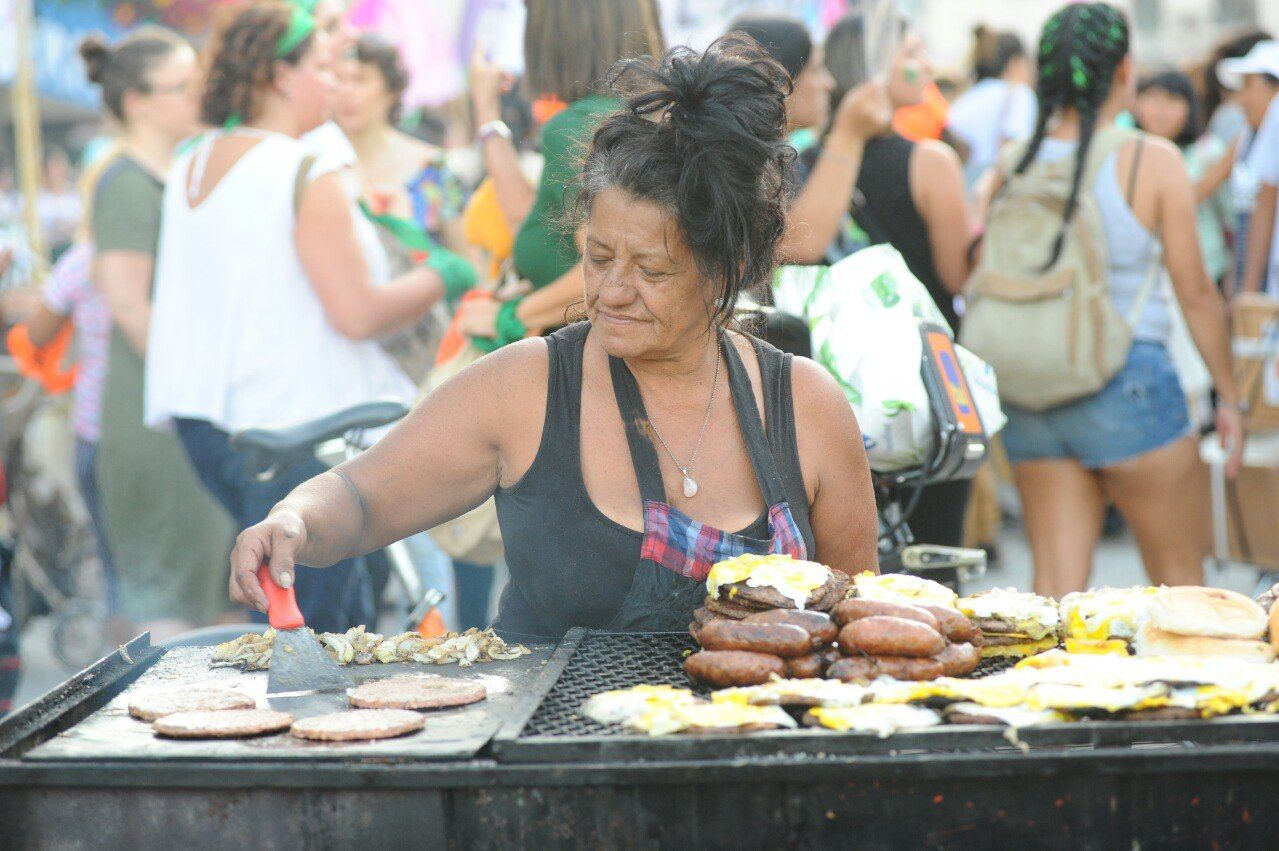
[91,155,236,625]
[512,95,619,290]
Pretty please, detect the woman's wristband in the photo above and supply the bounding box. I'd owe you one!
[496,299,527,345]
[423,249,477,307]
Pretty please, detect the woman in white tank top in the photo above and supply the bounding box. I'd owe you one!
[146,4,455,631]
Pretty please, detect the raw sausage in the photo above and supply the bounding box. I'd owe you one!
[786,653,825,679]
[697,621,811,658]
[921,605,979,644]
[742,609,838,649]
[684,650,787,687]
[831,599,940,632]
[838,616,947,658]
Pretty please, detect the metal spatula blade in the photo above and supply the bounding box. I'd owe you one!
[258,563,354,695]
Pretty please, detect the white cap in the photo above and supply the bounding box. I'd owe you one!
[1217,40,1279,91]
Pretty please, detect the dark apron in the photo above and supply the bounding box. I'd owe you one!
[602,333,809,633]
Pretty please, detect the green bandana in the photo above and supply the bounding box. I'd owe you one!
[275,5,316,59]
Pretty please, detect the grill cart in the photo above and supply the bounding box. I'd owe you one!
[4,630,1279,849]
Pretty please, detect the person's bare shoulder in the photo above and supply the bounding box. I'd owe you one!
[789,355,857,430]
[915,137,964,171]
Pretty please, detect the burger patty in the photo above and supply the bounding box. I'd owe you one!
[152,708,294,739]
[348,675,487,710]
[704,596,757,619]
[290,709,426,741]
[128,687,256,722]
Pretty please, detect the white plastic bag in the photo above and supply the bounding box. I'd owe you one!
[772,246,1005,472]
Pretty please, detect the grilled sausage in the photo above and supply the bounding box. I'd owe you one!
[921,605,979,644]
[935,642,980,676]
[742,609,838,649]
[838,616,947,658]
[831,599,940,632]
[786,653,825,679]
[684,650,787,687]
[697,621,811,658]
[827,656,881,682]
[872,654,946,681]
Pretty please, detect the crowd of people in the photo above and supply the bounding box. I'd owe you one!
[0,0,1277,694]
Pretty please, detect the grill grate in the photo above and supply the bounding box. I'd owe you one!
[523,633,701,737]
[520,632,1020,739]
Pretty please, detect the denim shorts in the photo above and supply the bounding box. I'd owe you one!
[1001,341,1192,469]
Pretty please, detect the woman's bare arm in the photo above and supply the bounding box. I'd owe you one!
[911,140,975,295]
[296,173,444,339]
[26,302,69,346]
[230,338,549,609]
[1148,140,1245,475]
[790,357,879,575]
[94,250,153,354]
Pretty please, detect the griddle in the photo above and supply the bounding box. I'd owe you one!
[492,629,1279,764]
[10,632,1279,847]
[23,634,551,763]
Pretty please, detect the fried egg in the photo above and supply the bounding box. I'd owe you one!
[627,701,797,735]
[706,554,831,610]
[850,570,958,607]
[805,704,943,737]
[581,685,700,726]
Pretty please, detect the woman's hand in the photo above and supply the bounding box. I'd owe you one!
[470,44,514,126]
[1216,403,1246,479]
[827,81,892,152]
[457,296,501,338]
[229,510,309,613]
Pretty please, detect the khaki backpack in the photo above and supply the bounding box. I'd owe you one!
[960,126,1160,412]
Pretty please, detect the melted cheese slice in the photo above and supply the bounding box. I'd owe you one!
[706,554,831,610]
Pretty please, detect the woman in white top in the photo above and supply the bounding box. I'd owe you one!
[147,2,445,631]
[948,27,1037,188]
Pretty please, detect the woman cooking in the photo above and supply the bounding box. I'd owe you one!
[228,39,879,642]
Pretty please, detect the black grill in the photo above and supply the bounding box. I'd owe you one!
[523,632,701,737]
[518,631,1025,740]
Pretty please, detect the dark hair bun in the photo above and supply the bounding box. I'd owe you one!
[79,34,111,85]
[577,36,794,325]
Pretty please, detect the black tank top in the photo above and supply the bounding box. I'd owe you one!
[492,322,814,639]
[799,134,956,329]
[852,133,956,328]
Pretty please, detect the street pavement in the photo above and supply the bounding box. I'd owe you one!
[9,527,1271,711]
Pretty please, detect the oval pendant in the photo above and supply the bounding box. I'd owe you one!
[682,475,699,498]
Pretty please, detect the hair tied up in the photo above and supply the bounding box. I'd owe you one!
[79,34,112,85]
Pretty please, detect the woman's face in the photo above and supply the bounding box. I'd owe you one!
[584,187,716,360]
[132,45,201,143]
[887,31,930,109]
[1239,74,1279,129]
[787,47,834,131]
[1133,87,1190,142]
[278,34,337,134]
[335,58,393,135]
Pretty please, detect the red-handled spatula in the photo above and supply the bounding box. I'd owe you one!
[259,563,354,695]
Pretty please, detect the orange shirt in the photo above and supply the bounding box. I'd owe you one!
[893,82,950,142]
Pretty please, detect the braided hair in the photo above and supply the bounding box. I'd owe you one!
[1014,2,1130,267]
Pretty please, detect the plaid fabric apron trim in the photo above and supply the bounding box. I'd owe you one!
[638,499,809,581]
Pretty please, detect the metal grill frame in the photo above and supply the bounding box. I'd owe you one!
[491,628,1279,765]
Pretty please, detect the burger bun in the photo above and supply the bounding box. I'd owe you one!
[1133,622,1276,662]
[1145,586,1267,640]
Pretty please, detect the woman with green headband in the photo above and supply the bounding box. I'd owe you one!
[972,2,1242,597]
[144,2,444,631]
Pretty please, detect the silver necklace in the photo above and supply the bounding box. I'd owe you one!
[646,345,722,499]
